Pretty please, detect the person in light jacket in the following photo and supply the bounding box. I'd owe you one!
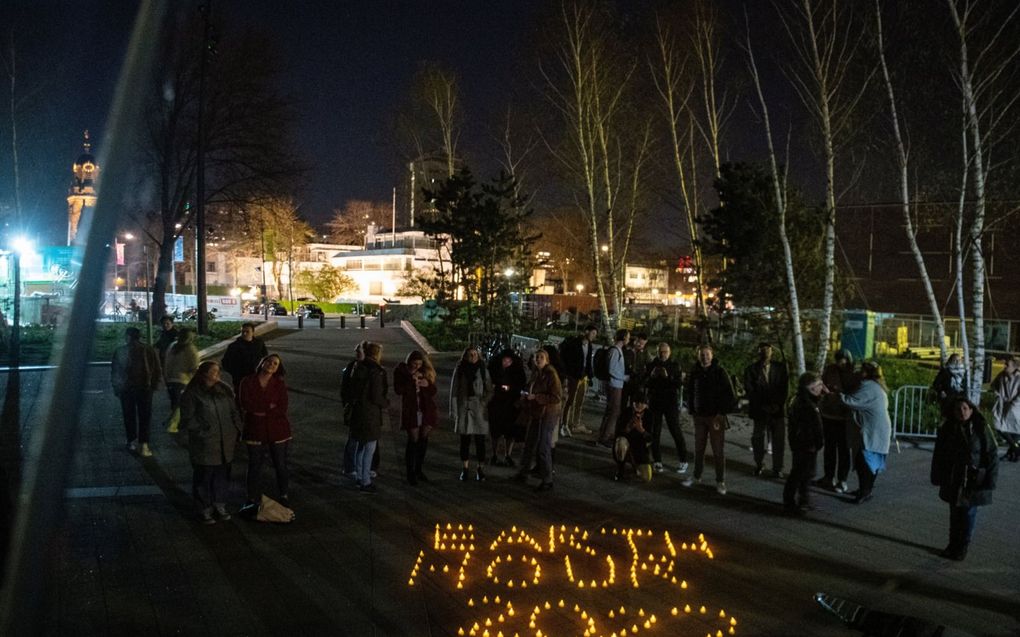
[164,327,200,433]
[597,329,630,447]
[451,346,492,481]
[181,361,242,524]
[991,355,1020,462]
[931,396,998,561]
[840,361,891,504]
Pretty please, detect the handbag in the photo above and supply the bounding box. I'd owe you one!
[255,494,296,523]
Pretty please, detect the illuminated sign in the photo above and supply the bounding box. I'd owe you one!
[408,524,738,637]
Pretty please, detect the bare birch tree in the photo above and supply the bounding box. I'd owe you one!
[400,63,461,178]
[0,33,20,220]
[743,16,807,375]
[947,0,1020,400]
[874,0,949,364]
[778,0,870,371]
[538,1,653,332]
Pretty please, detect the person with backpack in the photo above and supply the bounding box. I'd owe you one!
[558,324,598,437]
[682,344,736,495]
[596,329,631,448]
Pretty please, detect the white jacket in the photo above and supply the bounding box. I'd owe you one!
[992,371,1020,435]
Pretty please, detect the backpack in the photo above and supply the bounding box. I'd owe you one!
[593,346,611,382]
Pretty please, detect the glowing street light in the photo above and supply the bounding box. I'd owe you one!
[575,283,584,294]
[503,267,516,278]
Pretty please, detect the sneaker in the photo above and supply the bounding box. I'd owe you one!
[140,443,153,458]
[370,470,378,478]
[834,481,848,493]
[559,426,572,438]
[127,440,138,453]
[716,482,727,495]
[459,469,468,481]
[166,423,179,434]
[753,465,764,477]
[653,462,664,473]
[476,467,486,482]
[681,476,699,488]
[772,469,785,480]
[574,426,593,434]
[214,504,231,521]
[359,483,377,494]
[200,508,216,525]
[675,462,689,474]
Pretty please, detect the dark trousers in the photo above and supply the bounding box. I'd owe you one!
[648,404,687,463]
[193,463,231,508]
[1000,431,1020,459]
[343,435,358,474]
[520,417,555,484]
[459,434,486,463]
[598,387,623,444]
[822,417,851,482]
[166,382,185,409]
[854,449,877,496]
[948,504,977,549]
[405,436,429,481]
[246,441,289,502]
[119,387,153,444]
[752,416,786,471]
[693,415,725,482]
[783,450,817,507]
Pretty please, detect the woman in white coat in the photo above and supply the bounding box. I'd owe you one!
[991,355,1020,462]
[451,346,491,481]
[840,361,891,504]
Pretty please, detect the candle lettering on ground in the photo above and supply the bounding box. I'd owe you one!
[410,524,738,636]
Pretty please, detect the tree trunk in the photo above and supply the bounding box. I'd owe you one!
[954,117,971,384]
[875,0,948,364]
[745,24,806,375]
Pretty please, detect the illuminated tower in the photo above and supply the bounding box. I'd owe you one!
[67,130,99,245]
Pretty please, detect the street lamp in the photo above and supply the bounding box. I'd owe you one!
[575,283,584,294]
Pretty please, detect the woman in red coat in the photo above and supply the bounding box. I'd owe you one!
[239,354,293,507]
[394,350,438,485]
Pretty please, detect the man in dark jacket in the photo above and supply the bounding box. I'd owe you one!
[155,315,179,361]
[645,342,687,474]
[111,327,162,457]
[744,342,790,478]
[221,322,269,395]
[817,349,857,492]
[784,373,827,514]
[558,324,598,437]
[682,344,735,495]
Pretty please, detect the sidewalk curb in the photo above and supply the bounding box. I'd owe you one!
[400,320,437,355]
[198,320,279,360]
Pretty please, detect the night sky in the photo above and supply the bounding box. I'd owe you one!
[1,1,556,244]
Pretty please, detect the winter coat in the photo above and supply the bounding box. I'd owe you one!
[349,359,388,443]
[841,379,891,455]
[931,411,998,507]
[820,362,858,421]
[991,370,1020,435]
[685,360,735,418]
[559,336,595,380]
[625,345,652,387]
[164,332,200,386]
[155,326,179,360]
[221,336,269,387]
[111,341,162,395]
[451,360,491,435]
[645,358,682,409]
[743,359,790,419]
[339,359,362,428]
[394,362,439,431]
[521,366,562,424]
[932,363,967,402]
[488,357,528,432]
[181,380,242,466]
[239,374,292,444]
[787,389,824,453]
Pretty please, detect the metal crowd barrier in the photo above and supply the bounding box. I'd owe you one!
[891,384,939,443]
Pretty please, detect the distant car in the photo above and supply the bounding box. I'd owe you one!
[297,303,324,319]
[253,301,288,316]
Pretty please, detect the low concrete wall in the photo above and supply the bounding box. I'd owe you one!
[400,320,437,355]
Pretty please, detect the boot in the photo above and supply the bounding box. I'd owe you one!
[405,439,417,485]
[415,437,430,482]
[165,408,180,433]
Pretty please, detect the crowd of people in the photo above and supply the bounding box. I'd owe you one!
[108,318,1009,558]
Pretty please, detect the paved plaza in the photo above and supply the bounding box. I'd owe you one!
[4,321,1018,636]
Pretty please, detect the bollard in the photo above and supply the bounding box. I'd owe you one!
[379,310,384,328]
[297,314,304,329]
[319,314,326,329]
[340,315,346,329]
[360,315,366,329]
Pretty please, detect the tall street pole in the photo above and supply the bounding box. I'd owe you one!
[195,1,212,334]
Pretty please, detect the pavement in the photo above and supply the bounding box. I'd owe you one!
[2,319,1018,636]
